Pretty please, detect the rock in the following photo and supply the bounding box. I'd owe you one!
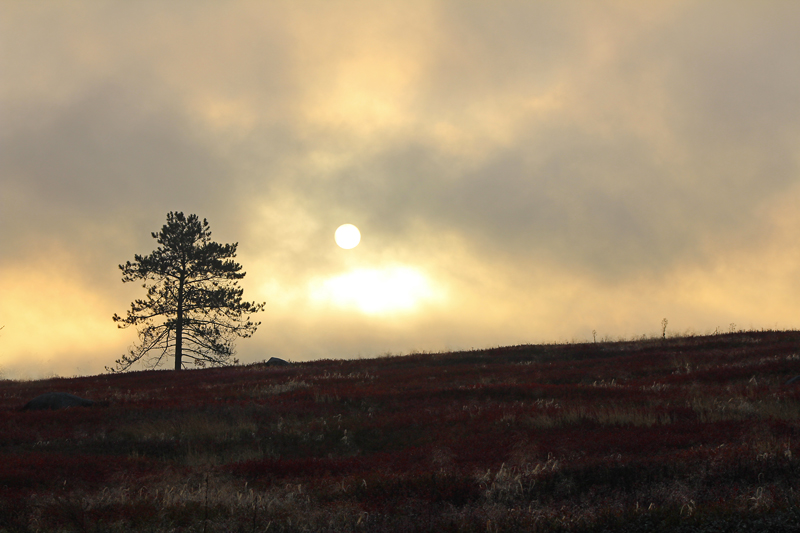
[22,392,94,411]
[265,357,292,367]
[785,376,800,386]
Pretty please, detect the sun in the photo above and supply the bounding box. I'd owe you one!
[334,224,361,249]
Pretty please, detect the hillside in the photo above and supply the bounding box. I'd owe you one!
[2,331,800,532]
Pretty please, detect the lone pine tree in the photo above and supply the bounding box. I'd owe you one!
[110,212,264,372]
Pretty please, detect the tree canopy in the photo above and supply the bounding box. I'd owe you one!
[110,212,264,372]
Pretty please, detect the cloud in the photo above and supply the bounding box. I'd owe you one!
[2,1,800,377]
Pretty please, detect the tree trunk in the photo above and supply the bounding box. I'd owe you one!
[175,276,184,370]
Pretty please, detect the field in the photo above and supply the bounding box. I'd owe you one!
[1,331,800,532]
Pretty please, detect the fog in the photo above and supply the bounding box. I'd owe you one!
[2,1,799,378]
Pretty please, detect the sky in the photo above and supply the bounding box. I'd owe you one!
[2,1,800,379]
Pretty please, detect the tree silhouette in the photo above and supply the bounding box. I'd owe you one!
[109,212,264,372]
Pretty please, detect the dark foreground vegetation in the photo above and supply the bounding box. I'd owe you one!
[2,331,800,532]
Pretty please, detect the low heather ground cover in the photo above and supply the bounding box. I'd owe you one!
[1,331,799,531]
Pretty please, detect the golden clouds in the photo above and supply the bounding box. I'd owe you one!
[3,2,800,377]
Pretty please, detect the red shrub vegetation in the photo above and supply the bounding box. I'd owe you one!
[1,330,799,530]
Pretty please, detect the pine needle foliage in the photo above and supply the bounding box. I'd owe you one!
[110,212,264,372]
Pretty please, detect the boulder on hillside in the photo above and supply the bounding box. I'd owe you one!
[22,392,94,411]
[265,357,292,367]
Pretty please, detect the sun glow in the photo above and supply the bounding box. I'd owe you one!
[310,266,440,314]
